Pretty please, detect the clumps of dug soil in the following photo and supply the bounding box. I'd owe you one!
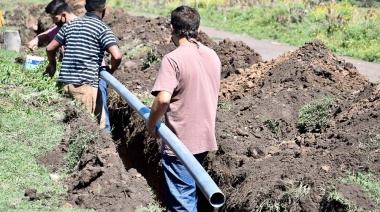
[37,102,156,211]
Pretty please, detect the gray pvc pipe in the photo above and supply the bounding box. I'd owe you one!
[3,30,21,52]
[100,71,225,208]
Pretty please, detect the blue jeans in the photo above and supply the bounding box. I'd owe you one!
[162,152,208,212]
[99,78,110,131]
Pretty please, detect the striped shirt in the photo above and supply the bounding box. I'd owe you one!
[54,12,117,87]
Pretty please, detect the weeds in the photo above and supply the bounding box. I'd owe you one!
[65,128,94,172]
[283,182,311,203]
[218,101,232,111]
[121,38,148,59]
[297,96,334,132]
[142,95,155,107]
[327,189,351,209]
[142,48,161,69]
[263,119,281,139]
[257,199,281,212]
[134,187,164,212]
[121,0,380,62]
[343,172,380,205]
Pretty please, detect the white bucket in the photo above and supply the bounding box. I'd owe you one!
[3,30,21,52]
[25,55,44,70]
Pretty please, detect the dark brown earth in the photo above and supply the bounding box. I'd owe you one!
[3,2,379,211]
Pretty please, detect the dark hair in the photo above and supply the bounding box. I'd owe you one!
[85,0,106,13]
[171,6,200,39]
[45,0,73,15]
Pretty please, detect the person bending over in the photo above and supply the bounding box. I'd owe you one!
[45,0,121,130]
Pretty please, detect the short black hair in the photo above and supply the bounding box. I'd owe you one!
[45,0,73,15]
[171,6,200,39]
[85,0,106,13]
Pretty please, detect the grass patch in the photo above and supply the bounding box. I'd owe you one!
[343,172,380,205]
[263,119,281,139]
[142,95,155,107]
[296,96,334,132]
[134,188,164,212]
[0,0,49,12]
[142,48,161,69]
[327,188,352,210]
[65,127,93,172]
[218,100,232,111]
[120,38,148,60]
[118,0,380,62]
[0,48,88,211]
[257,199,281,212]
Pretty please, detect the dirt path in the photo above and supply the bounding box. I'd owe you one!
[128,12,380,83]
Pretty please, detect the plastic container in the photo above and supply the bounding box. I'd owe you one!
[25,55,44,70]
[3,30,21,52]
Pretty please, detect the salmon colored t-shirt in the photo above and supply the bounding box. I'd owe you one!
[152,42,221,156]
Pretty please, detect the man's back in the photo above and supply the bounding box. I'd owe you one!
[153,42,221,155]
[55,13,117,87]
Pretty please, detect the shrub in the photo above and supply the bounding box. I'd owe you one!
[142,48,161,69]
[296,96,334,132]
[264,119,281,139]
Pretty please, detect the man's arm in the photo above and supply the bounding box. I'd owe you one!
[44,40,62,78]
[106,45,122,74]
[28,26,60,51]
[146,91,172,138]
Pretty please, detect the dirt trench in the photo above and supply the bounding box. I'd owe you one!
[4,2,380,211]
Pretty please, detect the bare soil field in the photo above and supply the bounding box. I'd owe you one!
[2,1,379,211]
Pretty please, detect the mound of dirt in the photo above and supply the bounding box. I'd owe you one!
[38,102,156,211]
[208,40,379,211]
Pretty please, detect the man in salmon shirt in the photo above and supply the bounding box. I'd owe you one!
[146,6,221,211]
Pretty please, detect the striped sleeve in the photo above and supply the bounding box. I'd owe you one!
[99,27,118,50]
[54,25,66,45]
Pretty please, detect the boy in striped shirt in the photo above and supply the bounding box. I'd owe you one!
[45,0,121,129]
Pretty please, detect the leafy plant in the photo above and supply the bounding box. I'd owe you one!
[65,128,94,171]
[142,48,161,69]
[327,189,351,209]
[120,38,147,59]
[142,95,154,107]
[134,187,164,212]
[218,101,232,111]
[297,96,334,132]
[343,172,380,205]
[264,119,281,139]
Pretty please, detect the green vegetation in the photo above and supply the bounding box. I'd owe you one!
[257,199,281,212]
[0,49,87,211]
[120,38,149,59]
[343,172,380,205]
[0,0,49,11]
[218,100,232,111]
[116,0,380,62]
[142,95,155,107]
[65,128,93,172]
[134,188,164,212]
[263,119,281,139]
[327,188,352,209]
[142,48,161,69]
[296,96,333,132]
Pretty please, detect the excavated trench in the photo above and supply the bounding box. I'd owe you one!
[109,106,165,205]
[109,102,221,211]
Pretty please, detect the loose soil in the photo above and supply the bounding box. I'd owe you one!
[3,2,379,211]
